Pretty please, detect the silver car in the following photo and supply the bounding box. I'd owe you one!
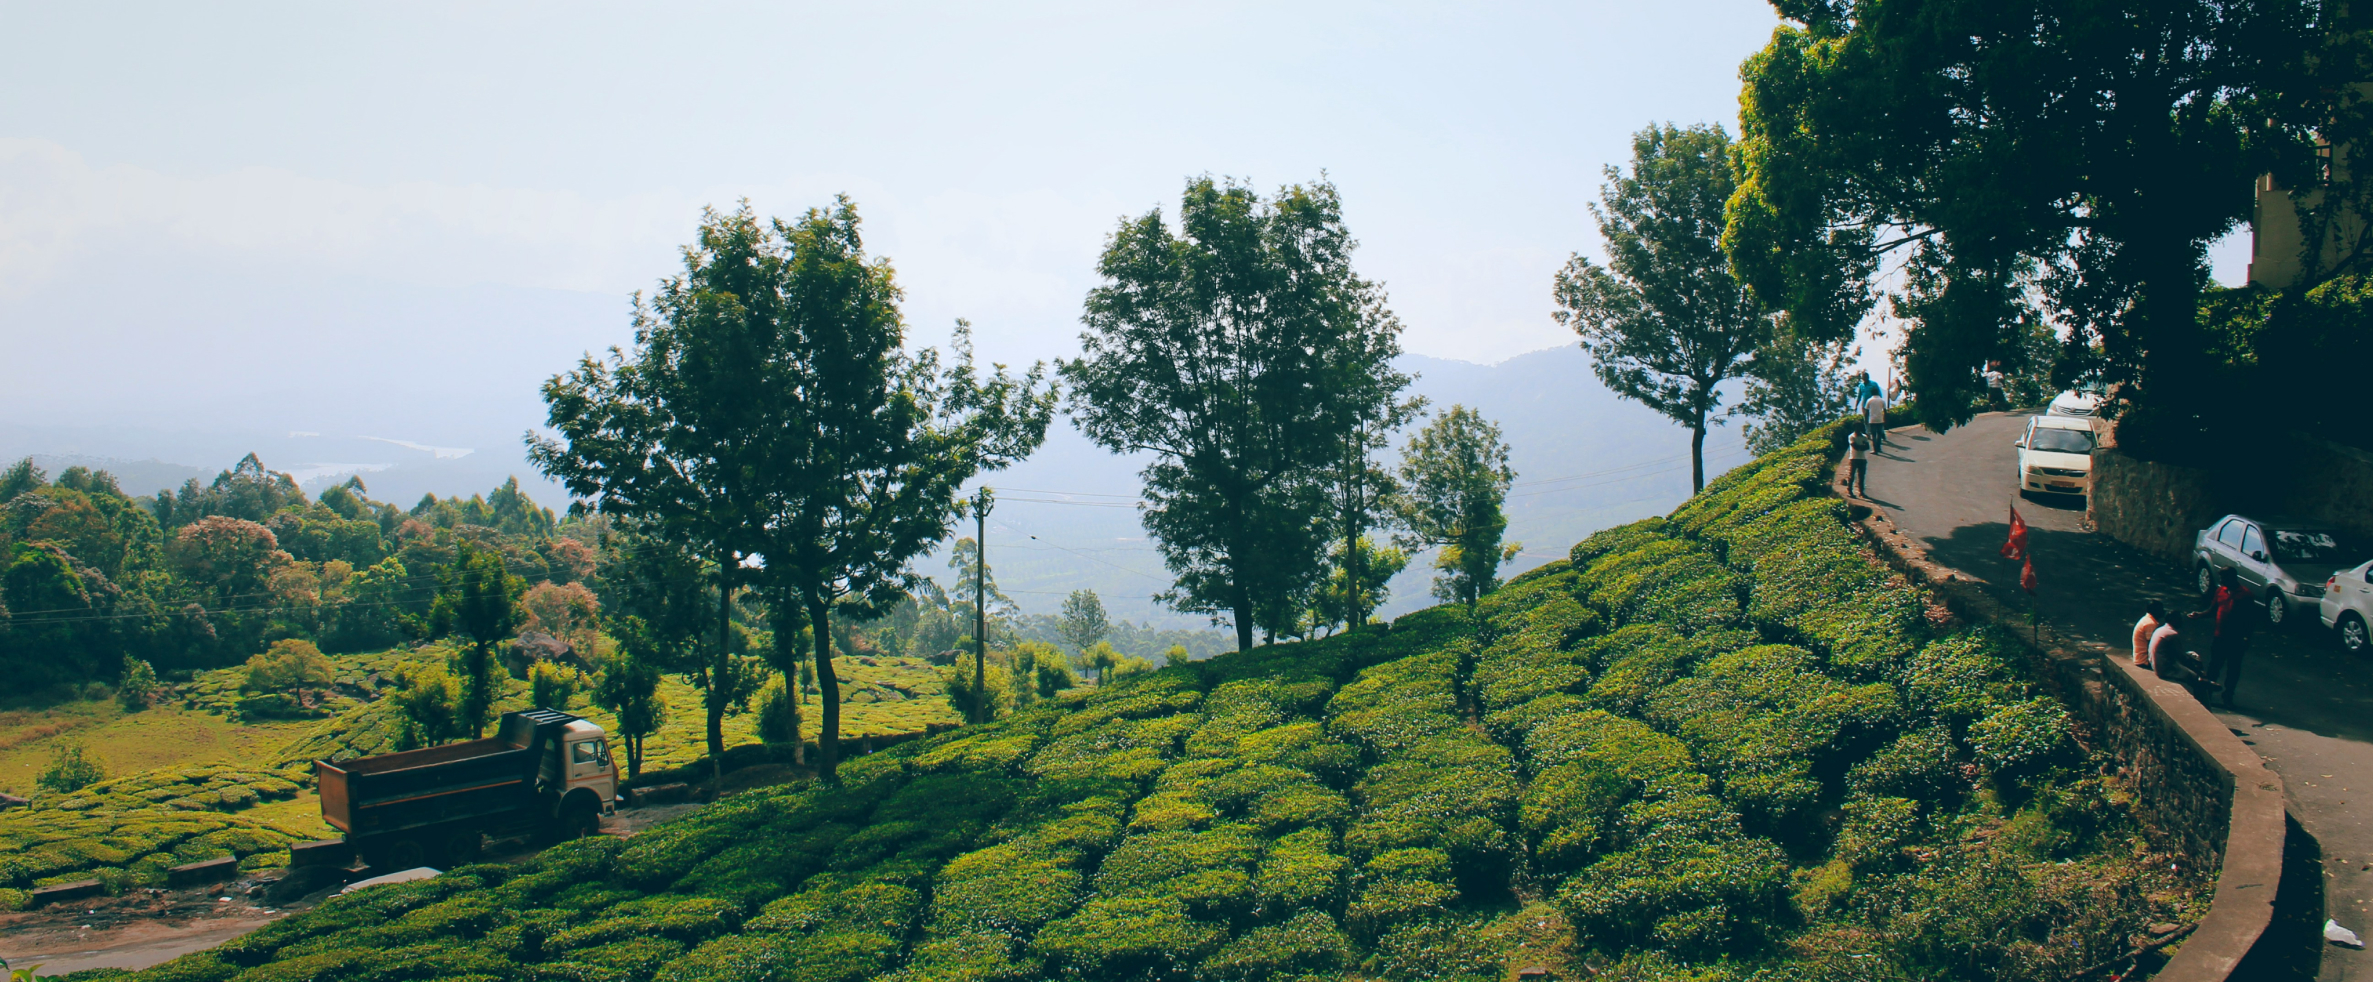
[2193,514,2365,628]
[2320,559,2373,652]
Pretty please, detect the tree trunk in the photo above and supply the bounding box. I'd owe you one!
[1232,576,1255,652]
[809,596,842,781]
[626,735,642,780]
[1690,421,1708,493]
[974,506,989,724]
[708,553,734,782]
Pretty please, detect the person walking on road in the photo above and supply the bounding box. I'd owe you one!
[2132,600,2168,668]
[2188,568,2257,707]
[1862,389,1890,449]
[1844,429,1870,497]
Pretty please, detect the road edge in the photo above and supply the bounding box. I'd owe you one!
[1833,455,2286,982]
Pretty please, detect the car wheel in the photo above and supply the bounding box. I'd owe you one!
[2196,564,2215,597]
[2341,613,2370,654]
[2266,592,2288,626]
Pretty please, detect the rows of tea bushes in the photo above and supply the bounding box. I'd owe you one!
[116,422,2198,982]
[179,649,421,723]
[0,763,315,907]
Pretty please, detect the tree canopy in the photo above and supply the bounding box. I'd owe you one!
[1066,176,1414,651]
[1556,123,1769,492]
[1726,0,2361,446]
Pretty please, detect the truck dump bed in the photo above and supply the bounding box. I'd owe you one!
[316,710,574,836]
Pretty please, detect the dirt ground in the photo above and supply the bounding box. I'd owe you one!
[0,800,709,976]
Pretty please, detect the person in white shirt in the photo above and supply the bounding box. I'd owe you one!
[2132,600,2167,668]
[1845,430,1870,497]
[1862,391,1890,449]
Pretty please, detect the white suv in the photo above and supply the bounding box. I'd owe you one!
[2320,559,2373,652]
[2014,415,2096,498]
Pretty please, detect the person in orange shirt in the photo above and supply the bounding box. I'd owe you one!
[2132,600,2168,668]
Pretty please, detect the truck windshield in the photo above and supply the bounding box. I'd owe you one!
[2273,530,2360,564]
[2029,428,2095,454]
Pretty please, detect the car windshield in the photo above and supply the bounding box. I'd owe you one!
[2272,529,2360,564]
[2029,428,2095,454]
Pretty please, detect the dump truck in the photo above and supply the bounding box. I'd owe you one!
[315,708,618,870]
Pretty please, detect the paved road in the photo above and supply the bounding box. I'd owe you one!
[1865,411,2373,981]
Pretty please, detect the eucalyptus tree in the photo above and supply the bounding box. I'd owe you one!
[1724,0,2357,444]
[1066,176,1412,652]
[1556,123,1769,493]
[531,203,786,777]
[1393,405,1519,608]
[756,202,1055,780]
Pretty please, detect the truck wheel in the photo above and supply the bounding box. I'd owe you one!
[385,838,426,871]
[437,827,483,867]
[559,798,601,840]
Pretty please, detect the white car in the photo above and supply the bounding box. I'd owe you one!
[2014,415,2096,497]
[2048,382,2108,417]
[2320,559,2373,652]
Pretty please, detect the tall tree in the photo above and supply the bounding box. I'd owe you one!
[532,203,802,778]
[1057,588,1109,656]
[604,528,719,774]
[590,643,666,779]
[434,539,526,738]
[1556,123,1770,493]
[754,202,1055,781]
[1393,406,1520,609]
[1724,0,2352,447]
[1066,176,1413,652]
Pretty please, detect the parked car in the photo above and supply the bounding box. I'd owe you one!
[2048,382,2108,417]
[2320,559,2373,652]
[2014,415,2096,498]
[2194,513,2366,628]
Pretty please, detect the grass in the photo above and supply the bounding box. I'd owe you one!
[0,702,317,799]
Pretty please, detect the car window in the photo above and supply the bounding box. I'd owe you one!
[2241,525,2267,559]
[572,740,601,766]
[2273,529,2358,564]
[2029,428,2095,454]
[2216,520,2244,548]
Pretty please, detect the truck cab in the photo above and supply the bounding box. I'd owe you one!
[547,718,619,815]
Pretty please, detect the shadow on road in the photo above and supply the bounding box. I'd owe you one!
[1917,521,2373,747]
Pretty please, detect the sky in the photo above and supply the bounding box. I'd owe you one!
[0,2,2248,499]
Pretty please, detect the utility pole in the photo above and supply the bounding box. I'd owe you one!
[972,486,994,725]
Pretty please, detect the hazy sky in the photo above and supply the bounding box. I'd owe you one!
[1,2,2247,451]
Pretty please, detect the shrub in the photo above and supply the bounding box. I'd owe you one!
[1967,697,2075,775]
[1032,895,1224,978]
[38,743,106,794]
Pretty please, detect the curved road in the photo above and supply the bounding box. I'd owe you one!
[1869,412,2372,980]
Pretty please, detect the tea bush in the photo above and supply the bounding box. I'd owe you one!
[114,421,2201,982]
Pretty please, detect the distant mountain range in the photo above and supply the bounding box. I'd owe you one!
[1,343,1749,631]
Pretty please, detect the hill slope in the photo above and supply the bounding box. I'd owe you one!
[119,423,2199,982]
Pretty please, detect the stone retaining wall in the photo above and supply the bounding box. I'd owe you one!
[2090,450,2222,564]
[2092,436,2373,564]
[1842,471,2286,982]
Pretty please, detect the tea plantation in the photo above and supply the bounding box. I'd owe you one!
[106,424,2199,981]
[0,762,316,909]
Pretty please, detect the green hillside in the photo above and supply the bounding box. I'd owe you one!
[114,425,2199,982]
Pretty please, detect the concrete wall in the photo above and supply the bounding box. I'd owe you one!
[2091,437,2373,565]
